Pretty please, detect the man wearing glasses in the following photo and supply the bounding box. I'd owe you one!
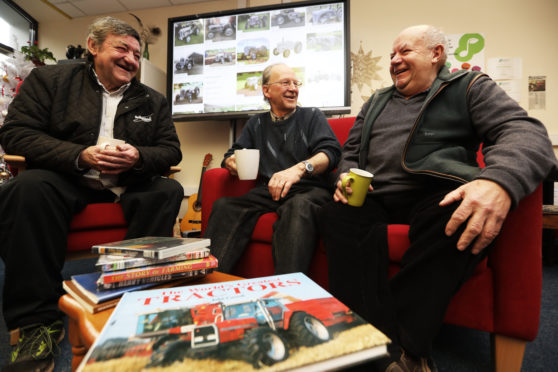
[205,63,341,274]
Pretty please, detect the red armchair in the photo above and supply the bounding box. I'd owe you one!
[4,154,180,259]
[201,117,542,372]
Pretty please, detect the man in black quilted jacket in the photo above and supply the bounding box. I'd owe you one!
[0,16,183,371]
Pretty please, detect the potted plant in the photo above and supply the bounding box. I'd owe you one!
[20,41,56,66]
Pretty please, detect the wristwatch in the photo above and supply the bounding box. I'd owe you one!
[302,160,314,176]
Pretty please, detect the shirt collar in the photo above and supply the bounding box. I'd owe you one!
[270,107,297,122]
[91,68,131,96]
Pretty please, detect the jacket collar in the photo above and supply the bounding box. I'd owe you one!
[86,62,143,97]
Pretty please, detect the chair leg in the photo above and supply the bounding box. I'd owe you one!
[490,333,526,372]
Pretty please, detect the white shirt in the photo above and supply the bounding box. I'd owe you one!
[81,70,130,197]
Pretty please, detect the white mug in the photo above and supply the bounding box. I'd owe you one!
[234,149,260,180]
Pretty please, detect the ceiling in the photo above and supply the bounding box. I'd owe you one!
[11,0,217,23]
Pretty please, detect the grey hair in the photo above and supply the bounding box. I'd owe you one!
[86,16,141,61]
[423,25,448,67]
[262,63,288,103]
[262,63,288,85]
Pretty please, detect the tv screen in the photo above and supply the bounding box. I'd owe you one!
[167,0,350,121]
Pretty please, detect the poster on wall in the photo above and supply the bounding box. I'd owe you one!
[445,33,485,72]
[528,75,546,110]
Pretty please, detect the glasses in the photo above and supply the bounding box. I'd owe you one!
[266,80,303,88]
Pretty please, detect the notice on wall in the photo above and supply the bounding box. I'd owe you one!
[487,57,523,102]
[528,75,546,110]
[495,80,522,102]
[487,57,522,80]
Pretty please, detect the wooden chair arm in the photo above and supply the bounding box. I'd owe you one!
[166,166,181,178]
[3,155,26,173]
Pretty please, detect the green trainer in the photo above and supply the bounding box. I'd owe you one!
[3,320,65,372]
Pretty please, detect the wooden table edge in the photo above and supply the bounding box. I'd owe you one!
[58,271,243,370]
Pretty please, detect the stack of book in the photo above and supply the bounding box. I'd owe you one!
[63,236,218,313]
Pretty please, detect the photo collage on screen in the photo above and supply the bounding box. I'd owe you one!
[171,2,346,116]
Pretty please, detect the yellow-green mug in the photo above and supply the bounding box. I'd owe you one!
[341,168,374,207]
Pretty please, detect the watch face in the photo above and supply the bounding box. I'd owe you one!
[305,161,314,173]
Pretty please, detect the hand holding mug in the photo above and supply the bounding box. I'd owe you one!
[224,155,238,176]
[336,168,374,207]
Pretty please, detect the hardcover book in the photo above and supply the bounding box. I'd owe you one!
[97,268,211,290]
[95,247,210,272]
[62,280,120,314]
[70,272,161,304]
[63,274,207,313]
[97,255,218,286]
[77,273,390,372]
[91,236,211,259]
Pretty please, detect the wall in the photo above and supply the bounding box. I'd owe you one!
[348,0,557,142]
[27,0,558,196]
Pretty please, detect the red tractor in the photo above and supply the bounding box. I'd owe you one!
[135,296,359,368]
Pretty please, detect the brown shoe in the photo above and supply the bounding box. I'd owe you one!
[385,349,438,372]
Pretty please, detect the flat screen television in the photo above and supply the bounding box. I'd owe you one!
[167,0,350,121]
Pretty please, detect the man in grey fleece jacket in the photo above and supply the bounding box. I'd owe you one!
[319,25,557,372]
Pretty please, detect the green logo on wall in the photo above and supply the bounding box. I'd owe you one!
[454,33,485,62]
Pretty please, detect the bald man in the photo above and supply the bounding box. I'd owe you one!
[320,25,556,371]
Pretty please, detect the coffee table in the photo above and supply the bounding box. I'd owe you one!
[58,271,242,371]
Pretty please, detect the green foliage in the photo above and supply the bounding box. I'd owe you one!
[20,41,56,64]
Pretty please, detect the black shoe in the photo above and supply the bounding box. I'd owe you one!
[2,320,65,372]
[385,349,438,372]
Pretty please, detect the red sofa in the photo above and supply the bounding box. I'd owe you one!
[201,117,542,372]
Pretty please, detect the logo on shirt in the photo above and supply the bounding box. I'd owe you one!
[133,114,153,123]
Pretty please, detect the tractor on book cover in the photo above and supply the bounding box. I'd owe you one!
[134,296,360,368]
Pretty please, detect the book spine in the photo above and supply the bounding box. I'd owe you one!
[92,247,140,256]
[97,249,210,272]
[99,257,218,284]
[188,250,210,260]
[145,240,210,259]
[98,269,211,290]
[98,258,150,272]
[101,261,129,271]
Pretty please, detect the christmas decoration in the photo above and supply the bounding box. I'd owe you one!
[350,42,385,102]
[0,50,34,177]
[1,50,35,127]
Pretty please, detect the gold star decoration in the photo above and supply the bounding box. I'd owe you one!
[351,42,383,94]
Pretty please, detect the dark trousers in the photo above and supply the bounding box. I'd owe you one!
[204,184,331,274]
[319,187,490,358]
[0,169,184,329]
